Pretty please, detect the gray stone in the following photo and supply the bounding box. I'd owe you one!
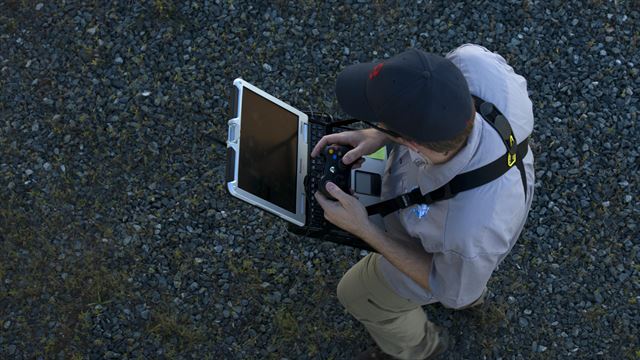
[140,310,150,320]
[594,292,604,303]
[519,317,529,327]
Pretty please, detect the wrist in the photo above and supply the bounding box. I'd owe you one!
[357,220,382,242]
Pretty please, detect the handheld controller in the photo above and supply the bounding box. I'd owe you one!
[319,144,353,201]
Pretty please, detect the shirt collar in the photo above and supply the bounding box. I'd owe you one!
[408,147,430,168]
[414,114,484,193]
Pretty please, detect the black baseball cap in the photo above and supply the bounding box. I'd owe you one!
[335,48,473,142]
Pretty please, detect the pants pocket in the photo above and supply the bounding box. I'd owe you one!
[367,295,418,315]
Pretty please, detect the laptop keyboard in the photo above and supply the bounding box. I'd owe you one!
[307,123,328,229]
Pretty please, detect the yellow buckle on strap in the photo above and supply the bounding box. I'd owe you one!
[507,135,517,167]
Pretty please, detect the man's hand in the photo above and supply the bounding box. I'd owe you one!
[314,182,372,238]
[311,128,390,166]
[316,182,433,290]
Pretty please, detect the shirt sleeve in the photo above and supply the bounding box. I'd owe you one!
[446,43,534,141]
[428,251,499,309]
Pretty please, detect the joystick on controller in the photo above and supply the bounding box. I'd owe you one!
[319,144,353,201]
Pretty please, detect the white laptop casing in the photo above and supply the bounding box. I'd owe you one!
[226,78,309,226]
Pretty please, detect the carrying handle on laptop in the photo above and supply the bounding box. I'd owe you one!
[326,118,360,128]
[305,109,361,131]
[226,81,242,184]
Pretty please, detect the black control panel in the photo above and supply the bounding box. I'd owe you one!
[319,144,354,201]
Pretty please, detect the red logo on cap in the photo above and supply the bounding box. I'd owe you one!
[369,63,384,80]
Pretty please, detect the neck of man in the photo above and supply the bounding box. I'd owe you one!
[415,140,467,165]
[439,141,467,164]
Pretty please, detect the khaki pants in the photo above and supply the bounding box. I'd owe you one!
[337,253,440,359]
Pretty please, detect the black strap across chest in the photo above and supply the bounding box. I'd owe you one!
[364,95,530,217]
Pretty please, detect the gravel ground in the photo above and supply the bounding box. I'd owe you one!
[1,0,638,359]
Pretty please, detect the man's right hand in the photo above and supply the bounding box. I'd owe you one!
[311,128,391,165]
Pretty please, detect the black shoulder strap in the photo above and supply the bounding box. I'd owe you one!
[366,96,529,217]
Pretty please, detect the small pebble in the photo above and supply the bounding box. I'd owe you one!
[140,310,150,320]
[519,317,529,327]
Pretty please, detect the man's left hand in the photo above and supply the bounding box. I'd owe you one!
[314,182,371,238]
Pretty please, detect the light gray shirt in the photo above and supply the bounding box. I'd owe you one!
[377,44,536,309]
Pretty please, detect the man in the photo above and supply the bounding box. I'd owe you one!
[312,45,535,359]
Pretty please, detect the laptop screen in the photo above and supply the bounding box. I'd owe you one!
[238,88,298,213]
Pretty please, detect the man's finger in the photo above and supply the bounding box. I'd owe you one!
[351,157,366,169]
[342,146,364,165]
[311,133,345,157]
[325,182,351,206]
[310,136,329,158]
[314,191,329,209]
[314,190,339,209]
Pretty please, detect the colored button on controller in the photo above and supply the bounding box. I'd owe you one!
[328,148,334,155]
